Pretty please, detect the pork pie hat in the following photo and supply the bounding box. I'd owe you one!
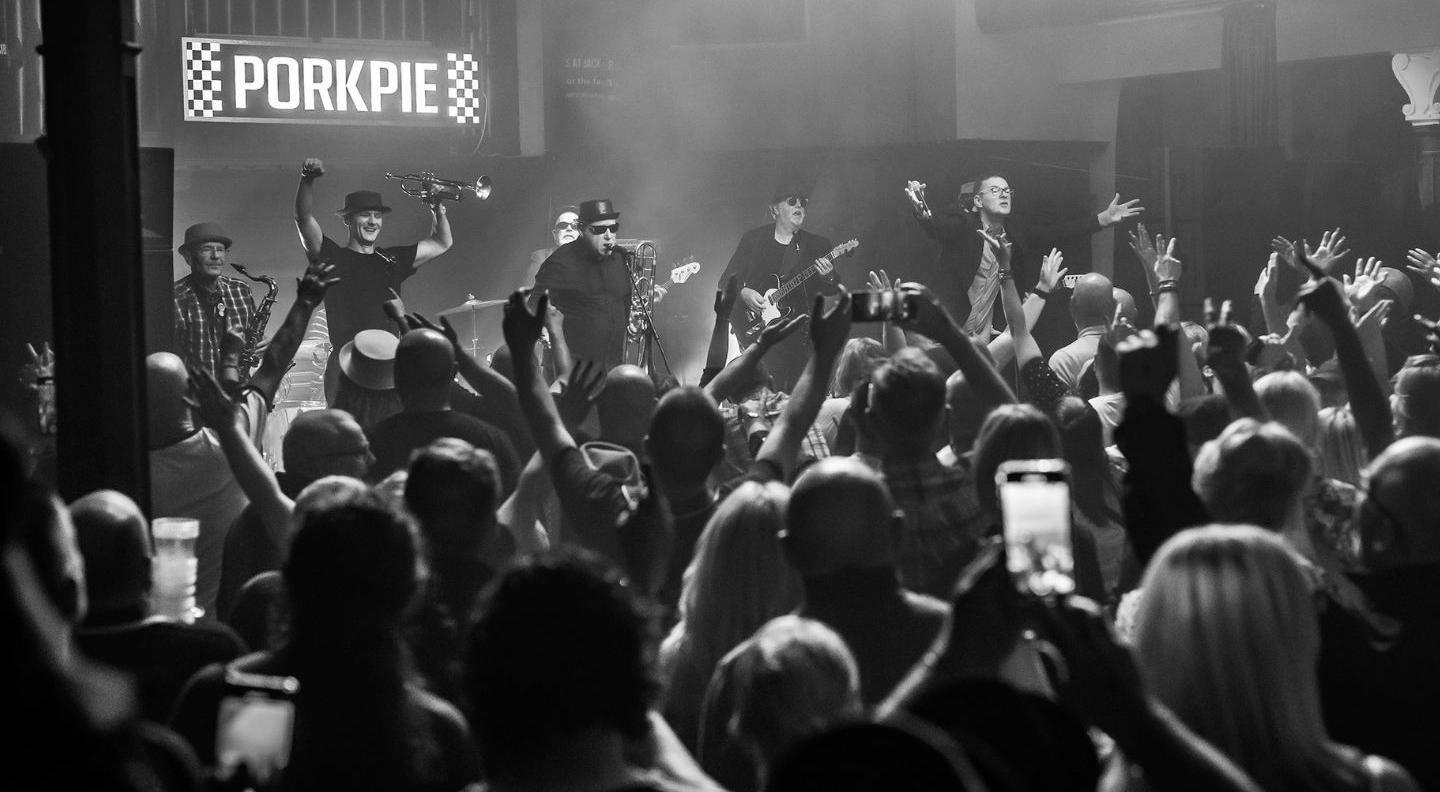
[338,329,399,391]
[178,222,232,253]
[577,199,621,225]
[337,190,393,216]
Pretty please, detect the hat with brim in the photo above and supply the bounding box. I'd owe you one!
[338,330,399,390]
[578,199,620,225]
[178,222,232,253]
[337,190,392,216]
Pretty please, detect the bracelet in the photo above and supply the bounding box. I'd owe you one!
[1032,287,1051,301]
[997,269,1013,281]
[1154,279,1180,295]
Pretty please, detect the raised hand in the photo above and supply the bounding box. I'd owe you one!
[867,268,897,291]
[557,359,605,427]
[403,312,462,351]
[904,180,929,215]
[1037,249,1068,293]
[1354,298,1392,336]
[1128,222,1158,268]
[1343,256,1383,313]
[977,229,1013,270]
[898,281,958,344]
[1099,193,1145,227]
[1406,248,1440,287]
[1270,236,1299,271]
[185,365,238,431]
[382,287,407,326]
[1152,235,1181,283]
[756,313,808,349]
[299,157,325,179]
[809,287,853,362]
[1302,227,1349,274]
[1255,253,1279,302]
[1117,324,1179,403]
[296,257,339,302]
[502,289,548,355]
[1202,298,1248,375]
[714,274,739,318]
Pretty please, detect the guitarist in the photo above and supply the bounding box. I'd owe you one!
[721,186,840,390]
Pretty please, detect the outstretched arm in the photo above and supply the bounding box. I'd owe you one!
[701,276,740,387]
[899,283,1017,409]
[503,291,575,462]
[189,364,294,549]
[1297,270,1393,457]
[414,203,452,267]
[753,291,852,482]
[247,258,338,406]
[704,314,807,404]
[496,451,552,555]
[294,158,325,256]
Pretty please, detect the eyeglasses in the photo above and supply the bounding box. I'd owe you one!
[586,224,619,236]
[982,186,1015,198]
[783,196,809,208]
[554,220,579,231]
[194,245,227,256]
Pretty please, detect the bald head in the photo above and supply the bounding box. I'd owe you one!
[70,490,151,622]
[146,352,193,446]
[394,329,457,397]
[283,409,370,483]
[1070,274,1116,330]
[598,365,657,446]
[1363,436,1440,569]
[784,457,899,577]
[646,386,724,489]
[945,371,984,455]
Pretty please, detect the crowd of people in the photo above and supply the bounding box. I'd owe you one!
[6,171,1440,792]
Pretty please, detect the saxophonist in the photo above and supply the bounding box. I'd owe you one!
[171,222,257,376]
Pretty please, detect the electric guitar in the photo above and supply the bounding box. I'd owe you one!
[734,239,859,344]
[626,258,703,337]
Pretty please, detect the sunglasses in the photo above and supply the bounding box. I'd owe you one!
[554,221,579,231]
[586,224,619,236]
[982,186,1015,198]
[782,196,809,208]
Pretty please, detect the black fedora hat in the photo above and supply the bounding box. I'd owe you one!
[336,190,392,216]
[177,222,232,253]
[577,199,620,225]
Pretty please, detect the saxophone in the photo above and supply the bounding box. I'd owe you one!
[231,263,278,373]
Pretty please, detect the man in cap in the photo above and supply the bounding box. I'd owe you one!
[531,198,634,370]
[172,221,257,375]
[293,157,453,401]
[720,185,841,390]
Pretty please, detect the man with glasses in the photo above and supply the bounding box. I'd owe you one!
[172,222,257,376]
[523,205,581,287]
[904,174,1143,340]
[532,199,633,370]
[720,186,839,390]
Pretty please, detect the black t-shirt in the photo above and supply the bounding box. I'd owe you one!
[657,491,719,614]
[368,409,520,496]
[533,239,632,370]
[75,618,246,723]
[319,236,419,351]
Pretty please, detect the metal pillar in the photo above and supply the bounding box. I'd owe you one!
[38,0,150,504]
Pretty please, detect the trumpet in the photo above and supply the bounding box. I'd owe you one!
[385,171,492,205]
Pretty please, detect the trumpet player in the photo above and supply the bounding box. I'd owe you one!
[171,221,257,376]
[293,157,453,401]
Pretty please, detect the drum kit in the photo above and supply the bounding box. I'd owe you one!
[438,293,507,359]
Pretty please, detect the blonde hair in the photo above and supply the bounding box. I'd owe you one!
[1134,525,1363,792]
[1255,371,1322,446]
[728,615,862,763]
[663,482,803,709]
[1315,406,1365,487]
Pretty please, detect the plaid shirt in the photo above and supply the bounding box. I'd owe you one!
[172,274,256,375]
[882,456,984,597]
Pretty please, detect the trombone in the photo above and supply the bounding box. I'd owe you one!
[384,171,492,205]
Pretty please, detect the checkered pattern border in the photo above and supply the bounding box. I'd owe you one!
[184,40,224,119]
[447,52,482,125]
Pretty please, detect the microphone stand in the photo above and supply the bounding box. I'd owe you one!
[621,248,676,382]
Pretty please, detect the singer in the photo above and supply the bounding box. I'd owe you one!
[531,198,632,370]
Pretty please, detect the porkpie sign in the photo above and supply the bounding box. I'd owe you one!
[182,37,483,126]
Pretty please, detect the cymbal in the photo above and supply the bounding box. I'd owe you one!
[438,297,506,316]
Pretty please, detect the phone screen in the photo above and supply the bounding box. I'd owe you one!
[997,460,1074,597]
[1062,273,1081,290]
[850,290,915,323]
[215,671,299,785]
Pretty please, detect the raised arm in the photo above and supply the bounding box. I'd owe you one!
[700,275,740,387]
[502,290,575,462]
[496,451,552,555]
[1297,271,1393,457]
[247,258,338,406]
[899,283,1017,409]
[413,202,452,267]
[1203,299,1264,422]
[753,291,851,482]
[188,364,293,548]
[294,158,325,256]
[703,314,807,404]
[986,251,1061,370]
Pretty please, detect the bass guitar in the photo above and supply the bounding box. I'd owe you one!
[735,238,859,344]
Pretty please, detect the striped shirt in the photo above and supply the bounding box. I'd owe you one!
[172,274,256,375]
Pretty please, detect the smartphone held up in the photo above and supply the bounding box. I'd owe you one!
[850,289,918,323]
[997,459,1074,598]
